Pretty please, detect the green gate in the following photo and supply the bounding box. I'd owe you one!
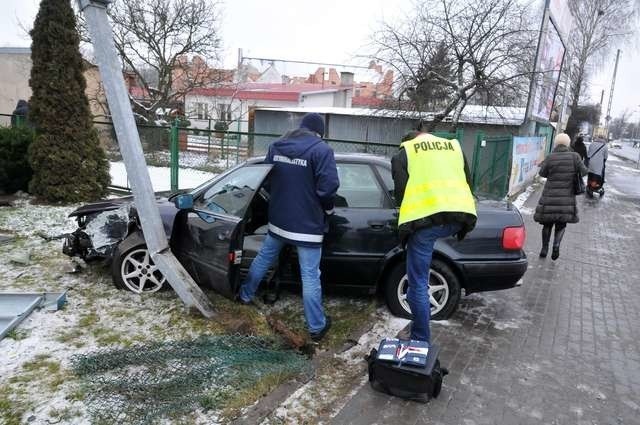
[471,132,513,197]
[536,124,555,154]
[432,129,464,142]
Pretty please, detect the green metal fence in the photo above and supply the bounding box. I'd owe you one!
[536,123,555,154]
[1,112,516,198]
[471,132,513,197]
[432,128,465,142]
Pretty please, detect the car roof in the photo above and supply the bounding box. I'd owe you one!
[245,152,392,167]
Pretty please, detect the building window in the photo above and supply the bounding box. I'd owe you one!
[196,102,209,120]
[218,103,231,122]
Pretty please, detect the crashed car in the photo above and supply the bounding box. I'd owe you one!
[63,154,527,320]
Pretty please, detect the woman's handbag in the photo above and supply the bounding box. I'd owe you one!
[574,170,585,195]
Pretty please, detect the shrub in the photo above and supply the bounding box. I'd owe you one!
[0,127,36,194]
[28,0,110,203]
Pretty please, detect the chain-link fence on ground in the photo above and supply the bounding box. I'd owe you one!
[71,335,311,425]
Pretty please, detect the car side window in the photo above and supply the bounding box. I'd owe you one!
[194,165,271,217]
[335,163,385,208]
[375,165,396,206]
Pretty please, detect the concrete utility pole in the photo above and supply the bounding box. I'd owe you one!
[605,49,621,139]
[77,0,216,318]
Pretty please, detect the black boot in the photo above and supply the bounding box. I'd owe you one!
[551,225,566,261]
[540,225,552,258]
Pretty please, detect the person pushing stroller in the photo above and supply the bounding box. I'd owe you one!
[585,137,608,198]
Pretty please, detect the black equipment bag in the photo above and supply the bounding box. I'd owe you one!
[367,342,448,403]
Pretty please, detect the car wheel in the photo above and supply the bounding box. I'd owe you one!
[112,241,166,293]
[384,258,461,320]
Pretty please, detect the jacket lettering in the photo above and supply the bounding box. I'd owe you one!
[413,141,455,153]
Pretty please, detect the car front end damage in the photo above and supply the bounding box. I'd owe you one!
[63,203,135,262]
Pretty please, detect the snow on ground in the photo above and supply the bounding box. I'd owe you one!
[512,184,536,211]
[0,197,77,238]
[109,161,216,192]
[265,310,409,424]
[609,142,640,164]
[0,200,220,424]
[511,183,538,216]
[0,198,387,424]
[145,150,240,170]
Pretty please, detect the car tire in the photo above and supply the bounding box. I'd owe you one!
[384,258,461,321]
[112,233,166,294]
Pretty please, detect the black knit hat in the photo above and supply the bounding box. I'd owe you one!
[300,113,325,137]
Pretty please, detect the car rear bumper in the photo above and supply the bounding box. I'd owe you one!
[459,257,528,293]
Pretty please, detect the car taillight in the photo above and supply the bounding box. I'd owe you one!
[502,226,526,250]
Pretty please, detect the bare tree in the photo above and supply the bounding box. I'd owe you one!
[89,0,223,121]
[566,0,635,112]
[369,0,537,129]
[608,108,633,139]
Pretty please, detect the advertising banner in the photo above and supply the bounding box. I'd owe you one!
[549,0,572,40]
[531,20,565,122]
[509,136,547,195]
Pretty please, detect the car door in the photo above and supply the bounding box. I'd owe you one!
[171,164,272,299]
[322,162,399,287]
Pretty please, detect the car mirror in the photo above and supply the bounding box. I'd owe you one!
[174,193,194,210]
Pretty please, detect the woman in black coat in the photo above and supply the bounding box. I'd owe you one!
[534,133,588,260]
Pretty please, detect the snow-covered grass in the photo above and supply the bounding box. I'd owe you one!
[264,309,409,424]
[512,184,536,211]
[0,198,383,425]
[109,161,217,192]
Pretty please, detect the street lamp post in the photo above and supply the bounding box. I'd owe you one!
[77,0,216,317]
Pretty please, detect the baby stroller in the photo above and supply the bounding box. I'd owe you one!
[586,172,604,198]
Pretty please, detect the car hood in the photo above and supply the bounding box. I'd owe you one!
[69,195,181,238]
[68,196,136,217]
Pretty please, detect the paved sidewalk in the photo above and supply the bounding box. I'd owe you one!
[331,156,640,425]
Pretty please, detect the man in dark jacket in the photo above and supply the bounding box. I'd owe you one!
[392,130,476,343]
[572,135,587,161]
[238,113,339,341]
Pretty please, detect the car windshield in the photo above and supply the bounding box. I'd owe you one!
[193,164,271,217]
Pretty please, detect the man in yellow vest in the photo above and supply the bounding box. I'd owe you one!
[391,130,477,343]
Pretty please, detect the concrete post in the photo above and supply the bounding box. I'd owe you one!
[77,0,215,318]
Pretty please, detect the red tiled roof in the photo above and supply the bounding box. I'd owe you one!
[129,86,150,99]
[352,96,385,107]
[190,83,345,101]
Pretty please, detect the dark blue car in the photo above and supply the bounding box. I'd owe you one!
[64,154,527,320]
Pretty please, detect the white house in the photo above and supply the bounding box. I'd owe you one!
[0,47,32,125]
[184,81,353,134]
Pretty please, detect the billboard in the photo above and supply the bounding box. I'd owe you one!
[530,20,565,122]
[549,0,572,40]
[509,136,547,195]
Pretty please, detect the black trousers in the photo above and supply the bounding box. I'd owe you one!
[541,222,567,248]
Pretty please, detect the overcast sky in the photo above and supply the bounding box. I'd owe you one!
[1,0,638,120]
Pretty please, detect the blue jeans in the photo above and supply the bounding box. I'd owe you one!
[239,234,326,334]
[406,224,461,343]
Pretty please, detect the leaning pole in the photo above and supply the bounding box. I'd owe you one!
[77,0,216,318]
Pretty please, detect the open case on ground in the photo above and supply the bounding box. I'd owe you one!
[367,338,448,403]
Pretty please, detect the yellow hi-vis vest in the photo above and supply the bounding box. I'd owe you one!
[398,134,477,225]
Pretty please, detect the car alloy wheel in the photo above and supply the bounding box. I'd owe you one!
[397,270,450,318]
[119,248,166,293]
